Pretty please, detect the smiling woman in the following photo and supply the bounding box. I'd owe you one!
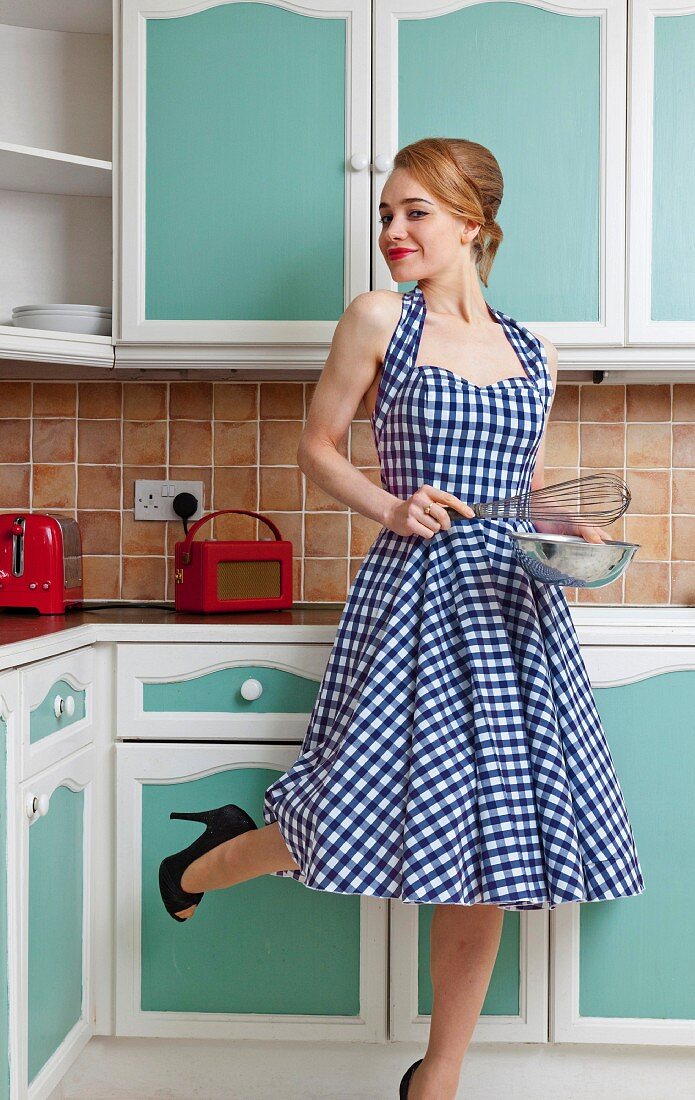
[158,136,645,1100]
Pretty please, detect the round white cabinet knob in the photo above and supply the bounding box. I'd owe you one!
[64,695,75,717]
[240,677,263,701]
[373,153,393,173]
[26,792,50,819]
[349,153,370,172]
[54,694,64,718]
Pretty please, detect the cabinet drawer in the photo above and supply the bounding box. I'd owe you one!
[116,643,332,741]
[20,647,94,780]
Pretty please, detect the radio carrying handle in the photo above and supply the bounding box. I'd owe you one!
[180,509,284,566]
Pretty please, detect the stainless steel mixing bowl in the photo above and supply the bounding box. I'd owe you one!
[508,532,640,588]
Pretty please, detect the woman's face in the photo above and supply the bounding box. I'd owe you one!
[378,167,476,280]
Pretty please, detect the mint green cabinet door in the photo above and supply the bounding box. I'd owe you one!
[553,654,695,1044]
[416,907,521,1018]
[629,0,695,340]
[116,642,333,741]
[22,746,95,1088]
[0,710,8,1100]
[121,0,371,345]
[582,673,692,1015]
[29,677,87,744]
[142,663,321,714]
[28,785,84,1083]
[389,901,548,1041]
[651,12,695,323]
[116,742,388,1041]
[141,767,360,1014]
[374,0,627,339]
[415,906,519,1016]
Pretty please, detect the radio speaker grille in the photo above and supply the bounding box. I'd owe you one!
[217,559,281,600]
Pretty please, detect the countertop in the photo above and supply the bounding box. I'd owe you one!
[1,601,695,672]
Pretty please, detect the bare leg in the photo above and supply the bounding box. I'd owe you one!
[408,903,505,1100]
[174,821,301,919]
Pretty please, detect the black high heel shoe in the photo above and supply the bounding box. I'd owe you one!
[399,1058,423,1098]
[158,803,258,922]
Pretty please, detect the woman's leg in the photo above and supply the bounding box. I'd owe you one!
[408,902,505,1100]
[174,821,300,919]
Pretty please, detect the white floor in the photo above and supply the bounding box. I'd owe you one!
[47,1036,695,1099]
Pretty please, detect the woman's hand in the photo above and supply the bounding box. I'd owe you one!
[385,485,475,539]
[532,517,614,544]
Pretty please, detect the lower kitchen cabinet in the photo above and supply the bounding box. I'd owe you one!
[552,647,695,1045]
[3,626,695,1099]
[15,744,97,1099]
[115,742,388,1042]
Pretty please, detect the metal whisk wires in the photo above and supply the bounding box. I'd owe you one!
[446,473,631,527]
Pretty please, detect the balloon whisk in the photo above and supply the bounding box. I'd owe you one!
[446,473,631,527]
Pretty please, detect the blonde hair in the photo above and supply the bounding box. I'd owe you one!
[391,137,504,287]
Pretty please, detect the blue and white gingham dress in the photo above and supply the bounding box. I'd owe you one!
[263,284,645,910]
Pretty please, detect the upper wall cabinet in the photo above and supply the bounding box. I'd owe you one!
[118,0,628,367]
[119,0,371,357]
[628,0,695,344]
[373,0,627,345]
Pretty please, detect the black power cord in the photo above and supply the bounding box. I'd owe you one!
[68,491,202,613]
[172,491,199,534]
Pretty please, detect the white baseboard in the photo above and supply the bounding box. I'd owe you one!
[54,1036,693,1100]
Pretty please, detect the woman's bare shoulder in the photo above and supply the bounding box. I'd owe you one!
[344,290,404,363]
[347,289,403,324]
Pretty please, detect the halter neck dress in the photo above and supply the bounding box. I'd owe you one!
[263,284,645,910]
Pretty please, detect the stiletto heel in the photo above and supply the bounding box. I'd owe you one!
[170,810,217,824]
[398,1058,423,1098]
[159,802,258,923]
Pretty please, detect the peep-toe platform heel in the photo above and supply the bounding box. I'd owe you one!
[158,803,258,922]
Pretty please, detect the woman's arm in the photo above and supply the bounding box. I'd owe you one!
[297,291,400,526]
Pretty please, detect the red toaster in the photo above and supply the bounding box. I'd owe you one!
[174,508,293,613]
[0,513,84,614]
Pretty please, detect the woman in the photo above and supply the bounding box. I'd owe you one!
[159,137,645,1100]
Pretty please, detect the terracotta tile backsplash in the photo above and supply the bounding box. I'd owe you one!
[2,378,695,605]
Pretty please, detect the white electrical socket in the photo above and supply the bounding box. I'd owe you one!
[134,480,205,522]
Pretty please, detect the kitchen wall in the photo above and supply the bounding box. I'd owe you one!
[1,378,694,605]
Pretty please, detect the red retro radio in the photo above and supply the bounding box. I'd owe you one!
[174,508,293,613]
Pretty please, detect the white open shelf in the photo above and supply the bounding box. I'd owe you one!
[0,323,113,368]
[0,1,112,35]
[0,142,112,197]
[0,4,114,363]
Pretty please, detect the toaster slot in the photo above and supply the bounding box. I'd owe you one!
[12,515,25,576]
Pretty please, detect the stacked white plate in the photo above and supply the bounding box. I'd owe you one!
[12,304,112,336]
